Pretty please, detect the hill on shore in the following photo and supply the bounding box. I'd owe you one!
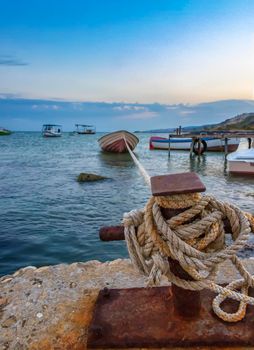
[205,113,254,131]
[137,113,254,133]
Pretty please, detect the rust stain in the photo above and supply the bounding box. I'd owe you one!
[88,286,254,349]
[29,289,99,350]
[89,348,254,350]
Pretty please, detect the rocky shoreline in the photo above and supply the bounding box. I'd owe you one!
[1,258,254,350]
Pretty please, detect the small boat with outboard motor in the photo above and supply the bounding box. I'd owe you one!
[0,127,11,136]
[98,130,139,153]
[75,124,96,134]
[42,124,62,137]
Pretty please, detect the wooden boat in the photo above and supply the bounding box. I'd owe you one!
[227,148,254,175]
[0,127,11,135]
[98,130,139,153]
[75,124,96,134]
[42,124,62,137]
[149,136,240,152]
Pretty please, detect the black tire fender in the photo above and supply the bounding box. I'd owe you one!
[193,139,207,155]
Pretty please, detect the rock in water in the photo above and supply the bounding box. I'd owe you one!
[77,173,107,182]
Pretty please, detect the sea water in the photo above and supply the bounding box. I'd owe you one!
[0,132,254,276]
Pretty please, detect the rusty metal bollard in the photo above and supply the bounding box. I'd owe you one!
[88,172,254,348]
[150,173,206,317]
[99,172,206,318]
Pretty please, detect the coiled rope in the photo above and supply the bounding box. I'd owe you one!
[123,138,254,322]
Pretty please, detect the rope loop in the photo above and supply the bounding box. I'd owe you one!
[123,192,254,322]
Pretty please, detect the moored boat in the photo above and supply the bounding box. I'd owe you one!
[75,124,96,134]
[98,130,139,153]
[42,124,62,137]
[0,127,11,136]
[227,148,254,175]
[150,136,240,152]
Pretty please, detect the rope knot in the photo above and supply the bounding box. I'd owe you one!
[124,192,254,322]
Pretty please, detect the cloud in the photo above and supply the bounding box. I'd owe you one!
[117,111,158,120]
[0,55,28,66]
[52,105,60,110]
[179,110,196,115]
[113,105,146,111]
[166,106,179,110]
[0,93,20,99]
[72,102,84,111]
[31,104,61,110]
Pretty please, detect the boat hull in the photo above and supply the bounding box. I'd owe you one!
[0,130,11,135]
[43,132,62,137]
[98,131,139,153]
[77,131,96,134]
[228,161,254,175]
[150,136,239,152]
[227,149,254,175]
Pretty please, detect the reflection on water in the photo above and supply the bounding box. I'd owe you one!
[0,132,254,276]
[98,151,135,168]
[189,154,207,175]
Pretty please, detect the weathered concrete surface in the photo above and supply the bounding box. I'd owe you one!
[1,258,254,350]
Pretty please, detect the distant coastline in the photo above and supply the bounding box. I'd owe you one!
[135,113,254,133]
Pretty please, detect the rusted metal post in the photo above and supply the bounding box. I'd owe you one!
[159,207,201,318]
[151,173,206,318]
[169,257,201,317]
[100,173,207,319]
[248,137,252,149]
[224,137,228,157]
[190,137,194,157]
[168,134,171,158]
[99,226,124,241]
[198,138,202,156]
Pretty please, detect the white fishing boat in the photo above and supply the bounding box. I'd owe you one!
[227,148,254,175]
[75,124,96,134]
[42,124,62,137]
[98,130,139,153]
[150,136,240,153]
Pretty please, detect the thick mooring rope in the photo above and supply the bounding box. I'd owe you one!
[123,195,254,322]
[124,136,151,187]
[123,138,254,322]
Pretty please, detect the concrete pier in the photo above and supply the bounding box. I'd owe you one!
[1,258,254,349]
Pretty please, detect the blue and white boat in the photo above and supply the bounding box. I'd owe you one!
[149,136,240,153]
[42,124,62,137]
[75,124,96,134]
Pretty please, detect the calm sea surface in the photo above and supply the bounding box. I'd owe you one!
[1,132,254,276]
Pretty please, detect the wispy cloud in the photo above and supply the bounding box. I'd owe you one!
[0,55,28,66]
[72,102,84,111]
[113,105,146,111]
[0,93,20,99]
[117,111,158,120]
[180,110,196,115]
[166,105,179,110]
[32,104,61,110]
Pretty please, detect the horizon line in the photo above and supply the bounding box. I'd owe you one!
[1,93,253,106]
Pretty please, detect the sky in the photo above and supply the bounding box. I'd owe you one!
[0,0,254,130]
[1,95,254,131]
